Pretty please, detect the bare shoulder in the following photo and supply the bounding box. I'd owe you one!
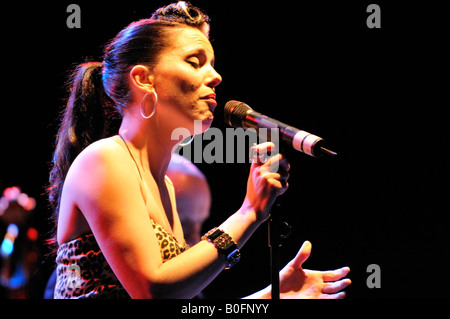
[58,136,140,243]
[73,135,125,163]
[68,136,129,175]
[63,136,139,198]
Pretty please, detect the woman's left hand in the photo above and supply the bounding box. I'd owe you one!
[278,241,351,299]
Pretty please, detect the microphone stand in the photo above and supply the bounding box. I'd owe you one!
[268,202,282,300]
[264,136,289,300]
[266,139,295,300]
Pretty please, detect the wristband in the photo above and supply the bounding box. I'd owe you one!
[201,228,241,269]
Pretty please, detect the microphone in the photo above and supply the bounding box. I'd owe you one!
[224,100,337,158]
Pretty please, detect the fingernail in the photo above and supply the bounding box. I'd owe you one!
[249,143,257,163]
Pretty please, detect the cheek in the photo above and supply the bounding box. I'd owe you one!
[169,78,203,117]
[158,72,201,106]
[178,75,202,95]
[158,63,201,93]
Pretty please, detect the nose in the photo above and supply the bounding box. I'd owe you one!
[205,65,222,89]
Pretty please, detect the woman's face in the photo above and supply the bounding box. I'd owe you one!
[152,26,222,134]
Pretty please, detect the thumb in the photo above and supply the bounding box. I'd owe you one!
[291,241,312,269]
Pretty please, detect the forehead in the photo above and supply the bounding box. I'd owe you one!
[165,26,214,56]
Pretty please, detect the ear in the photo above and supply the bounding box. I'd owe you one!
[129,65,155,93]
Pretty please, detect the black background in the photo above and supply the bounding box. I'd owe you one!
[1,0,449,300]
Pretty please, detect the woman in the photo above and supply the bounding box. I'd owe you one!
[48,1,350,299]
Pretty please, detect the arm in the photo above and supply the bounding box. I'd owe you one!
[63,141,287,299]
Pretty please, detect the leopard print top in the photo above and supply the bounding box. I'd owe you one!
[54,219,189,299]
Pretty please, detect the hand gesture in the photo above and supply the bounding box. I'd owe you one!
[279,241,351,299]
[244,142,290,222]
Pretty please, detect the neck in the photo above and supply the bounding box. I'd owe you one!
[118,113,180,185]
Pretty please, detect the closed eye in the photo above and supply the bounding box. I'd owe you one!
[186,59,200,68]
[185,51,208,69]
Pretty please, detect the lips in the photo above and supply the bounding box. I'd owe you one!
[201,93,216,101]
[200,93,217,108]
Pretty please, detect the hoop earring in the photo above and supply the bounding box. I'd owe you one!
[179,135,194,147]
[140,91,157,119]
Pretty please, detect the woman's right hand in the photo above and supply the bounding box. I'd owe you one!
[243,142,290,222]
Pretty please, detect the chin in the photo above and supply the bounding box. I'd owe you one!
[184,115,214,135]
[193,119,213,136]
[201,117,214,131]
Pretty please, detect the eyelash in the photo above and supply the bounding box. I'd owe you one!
[187,60,200,69]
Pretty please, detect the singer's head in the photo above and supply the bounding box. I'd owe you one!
[49,1,221,213]
[102,1,221,134]
[105,2,221,133]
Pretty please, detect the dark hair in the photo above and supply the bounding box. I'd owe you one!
[47,2,210,245]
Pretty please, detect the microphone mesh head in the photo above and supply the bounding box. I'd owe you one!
[224,100,252,127]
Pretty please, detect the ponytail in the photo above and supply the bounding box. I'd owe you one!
[48,62,120,228]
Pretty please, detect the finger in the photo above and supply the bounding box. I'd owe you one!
[323,279,352,294]
[281,156,290,172]
[291,241,312,269]
[261,172,289,184]
[318,291,347,299]
[260,175,288,197]
[322,267,350,282]
[273,180,289,196]
[276,154,290,171]
[254,141,277,152]
[250,142,277,165]
[261,154,290,176]
[260,154,281,172]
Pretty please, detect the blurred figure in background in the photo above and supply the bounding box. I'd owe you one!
[0,186,40,298]
[167,153,211,298]
[167,154,211,247]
